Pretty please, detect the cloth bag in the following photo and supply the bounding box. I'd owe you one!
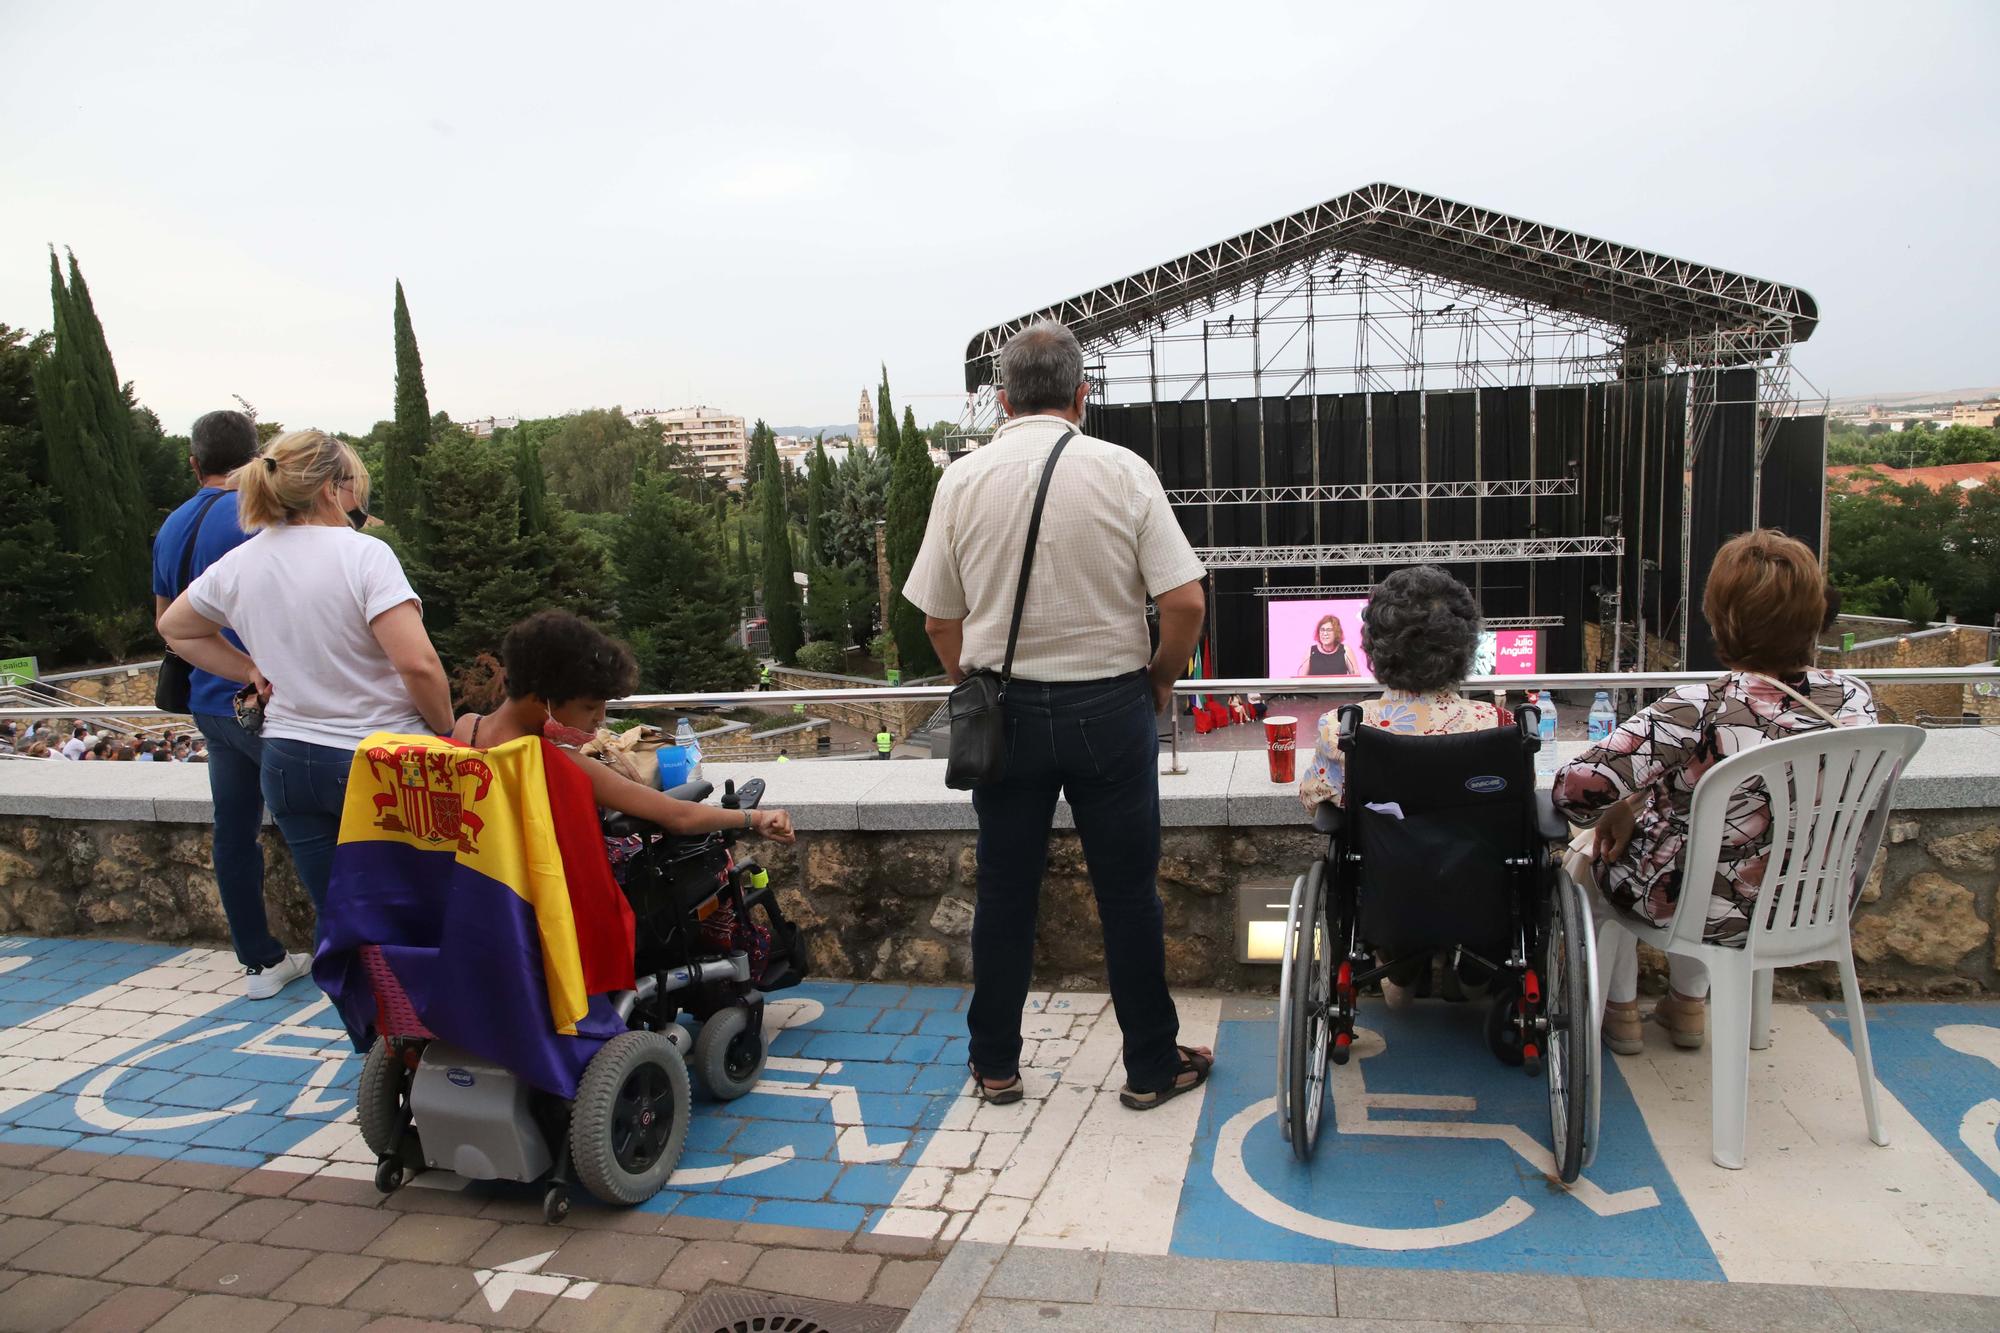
[944,430,1072,791]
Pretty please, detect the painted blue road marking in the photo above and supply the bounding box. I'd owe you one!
[1173,1012,1722,1279]
[1814,1001,2000,1206]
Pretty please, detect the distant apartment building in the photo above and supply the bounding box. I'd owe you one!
[461,415,520,439]
[630,406,748,478]
[1950,400,2000,428]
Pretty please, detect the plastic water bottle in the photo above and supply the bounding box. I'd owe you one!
[675,718,703,779]
[1587,691,1616,745]
[1533,691,1559,782]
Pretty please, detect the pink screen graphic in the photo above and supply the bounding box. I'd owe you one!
[1268,599,1540,678]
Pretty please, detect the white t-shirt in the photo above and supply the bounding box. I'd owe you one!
[62,738,86,760]
[187,525,430,750]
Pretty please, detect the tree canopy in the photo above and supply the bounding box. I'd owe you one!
[384,280,432,543]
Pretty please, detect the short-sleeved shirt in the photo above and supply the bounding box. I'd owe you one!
[901,414,1206,682]
[186,525,428,750]
[152,487,256,717]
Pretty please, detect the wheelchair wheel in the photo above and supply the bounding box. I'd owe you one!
[1273,871,1308,1144]
[1543,874,1591,1185]
[1484,984,1526,1067]
[692,1004,764,1101]
[357,1038,403,1160]
[570,1030,690,1205]
[1285,861,1333,1160]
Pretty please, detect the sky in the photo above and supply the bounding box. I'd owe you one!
[1,1,1995,436]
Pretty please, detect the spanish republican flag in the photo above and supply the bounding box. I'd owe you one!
[314,733,637,1098]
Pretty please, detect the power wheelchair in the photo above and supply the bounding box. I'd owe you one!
[1276,705,1602,1182]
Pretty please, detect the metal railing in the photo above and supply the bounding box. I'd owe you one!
[7,667,1995,774]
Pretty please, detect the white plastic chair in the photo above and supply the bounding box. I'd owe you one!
[1594,724,1925,1169]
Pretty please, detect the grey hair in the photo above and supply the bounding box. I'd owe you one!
[997,320,1084,413]
[1361,566,1483,693]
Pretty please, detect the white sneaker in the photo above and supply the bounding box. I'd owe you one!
[243,951,311,1000]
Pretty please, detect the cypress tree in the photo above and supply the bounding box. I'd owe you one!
[758,439,803,664]
[31,251,150,619]
[515,434,549,540]
[876,368,900,470]
[386,280,432,542]
[886,407,942,675]
[0,323,89,655]
[735,522,752,594]
[805,440,831,567]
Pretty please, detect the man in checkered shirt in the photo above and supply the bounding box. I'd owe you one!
[904,321,1212,1111]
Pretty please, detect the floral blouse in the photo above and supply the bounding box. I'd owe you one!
[1551,671,1877,947]
[1298,690,1514,811]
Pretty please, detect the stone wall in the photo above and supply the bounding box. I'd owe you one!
[45,662,164,709]
[767,668,939,737]
[699,718,830,758]
[6,807,1994,1001]
[1816,624,1997,722]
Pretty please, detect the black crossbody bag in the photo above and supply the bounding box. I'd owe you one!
[944,430,1072,791]
[154,491,225,713]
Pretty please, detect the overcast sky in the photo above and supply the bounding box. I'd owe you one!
[2,2,1994,435]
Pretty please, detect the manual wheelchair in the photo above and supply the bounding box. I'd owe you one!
[1276,705,1602,1182]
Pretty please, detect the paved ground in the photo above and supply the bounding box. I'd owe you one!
[4,933,2000,1330]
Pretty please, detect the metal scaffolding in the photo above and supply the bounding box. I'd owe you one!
[1163,478,1578,505]
[1194,537,1624,569]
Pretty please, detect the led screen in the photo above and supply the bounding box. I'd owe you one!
[1266,598,1539,678]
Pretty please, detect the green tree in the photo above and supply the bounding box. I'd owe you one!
[735,521,753,598]
[758,438,804,663]
[886,406,941,674]
[542,408,662,513]
[1827,476,2000,627]
[0,323,89,656]
[385,280,432,543]
[745,419,775,489]
[408,427,540,667]
[616,473,754,690]
[876,368,900,470]
[805,439,834,566]
[130,399,195,524]
[30,251,151,622]
[829,441,889,570]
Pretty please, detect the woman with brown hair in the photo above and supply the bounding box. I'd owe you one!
[159,429,452,922]
[1296,613,1353,676]
[1553,530,1875,1053]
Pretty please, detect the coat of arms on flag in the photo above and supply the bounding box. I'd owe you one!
[365,743,495,853]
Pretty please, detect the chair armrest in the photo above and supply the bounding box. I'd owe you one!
[1534,791,1570,842]
[1313,801,1345,836]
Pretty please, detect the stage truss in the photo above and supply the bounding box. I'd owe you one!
[1194,537,1624,570]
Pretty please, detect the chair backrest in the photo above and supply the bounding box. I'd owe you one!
[1669,723,1925,962]
[1344,718,1538,954]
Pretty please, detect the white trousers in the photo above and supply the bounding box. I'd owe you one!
[1565,832,1710,1004]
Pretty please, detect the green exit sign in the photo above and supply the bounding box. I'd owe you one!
[0,656,36,687]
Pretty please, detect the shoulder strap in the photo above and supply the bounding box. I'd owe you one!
[999,430,1074,686]
[1743,670,1842,728]
[175,492,226,596]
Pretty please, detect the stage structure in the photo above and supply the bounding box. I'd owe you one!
[958,183,1828,675]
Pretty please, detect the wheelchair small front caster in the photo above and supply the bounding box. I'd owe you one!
[541,1185,570,1224]
[1330,1031,1352,1066]
[373,1158,403,1194]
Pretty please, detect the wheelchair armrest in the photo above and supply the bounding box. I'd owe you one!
[666,779,714,804]
[1313,801,1345,836]
[1534,790,1570,842]
[602,811,665,839]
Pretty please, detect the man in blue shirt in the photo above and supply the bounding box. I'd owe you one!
[152,410,309,999]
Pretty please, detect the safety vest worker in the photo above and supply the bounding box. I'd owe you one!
[760,664,772,690]
[875,730,892,758]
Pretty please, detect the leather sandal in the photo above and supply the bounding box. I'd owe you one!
[1118,1045,1213,1111]
[968,1062,1023,1105]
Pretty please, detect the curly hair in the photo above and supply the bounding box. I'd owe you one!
[501,610,639,705]
[1361,566,1482,693]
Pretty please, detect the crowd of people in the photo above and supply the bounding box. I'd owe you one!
[0,719,207,763]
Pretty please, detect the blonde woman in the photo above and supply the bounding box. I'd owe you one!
[159,429,451,918]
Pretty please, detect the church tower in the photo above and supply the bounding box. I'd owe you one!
[856,388,876,449]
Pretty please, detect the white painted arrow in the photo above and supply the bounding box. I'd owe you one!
[473,1250,599,1313]
[0,955,29,977]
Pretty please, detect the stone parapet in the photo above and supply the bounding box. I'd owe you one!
[3,734,1998,997]
[767,668,941,737]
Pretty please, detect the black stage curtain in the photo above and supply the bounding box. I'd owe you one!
[1761,416,1828,559]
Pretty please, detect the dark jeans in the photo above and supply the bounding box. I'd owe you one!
[260,737,353,918]
[192,713,283,970]
[968,671,1180,1092]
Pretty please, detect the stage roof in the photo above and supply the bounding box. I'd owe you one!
[964,182,1818,390]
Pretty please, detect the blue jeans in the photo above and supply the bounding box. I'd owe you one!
[192,713,283,970]
[260,738,353,918]
[968,672,1181,1092]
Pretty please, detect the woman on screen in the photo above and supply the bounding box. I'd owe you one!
[1296,614,1353,676]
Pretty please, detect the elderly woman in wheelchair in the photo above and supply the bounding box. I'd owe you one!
[1282,567,1597,1181]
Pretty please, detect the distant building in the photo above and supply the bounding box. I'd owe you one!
[856,389,876,450]
[461,415,519,439]
[631,406,748,478]
[1828,460,2000,498]
[1950,400,2000,428]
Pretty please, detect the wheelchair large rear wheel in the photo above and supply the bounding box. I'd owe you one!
[1274,871,1307,1144]
[1285,861,1333,1160]
[1543,875,1591,1184]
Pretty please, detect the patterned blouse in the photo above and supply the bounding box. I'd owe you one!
[1551,671,1877,947]
[1298,690,1514,811]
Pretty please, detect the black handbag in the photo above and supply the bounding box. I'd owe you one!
[943,430,1072,791]
[154,491,225,714]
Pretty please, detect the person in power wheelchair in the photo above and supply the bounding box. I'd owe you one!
[321,611,803,1223]
[1283,567,1598,1181]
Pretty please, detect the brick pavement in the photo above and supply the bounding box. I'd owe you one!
[0,1139,940,1331]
